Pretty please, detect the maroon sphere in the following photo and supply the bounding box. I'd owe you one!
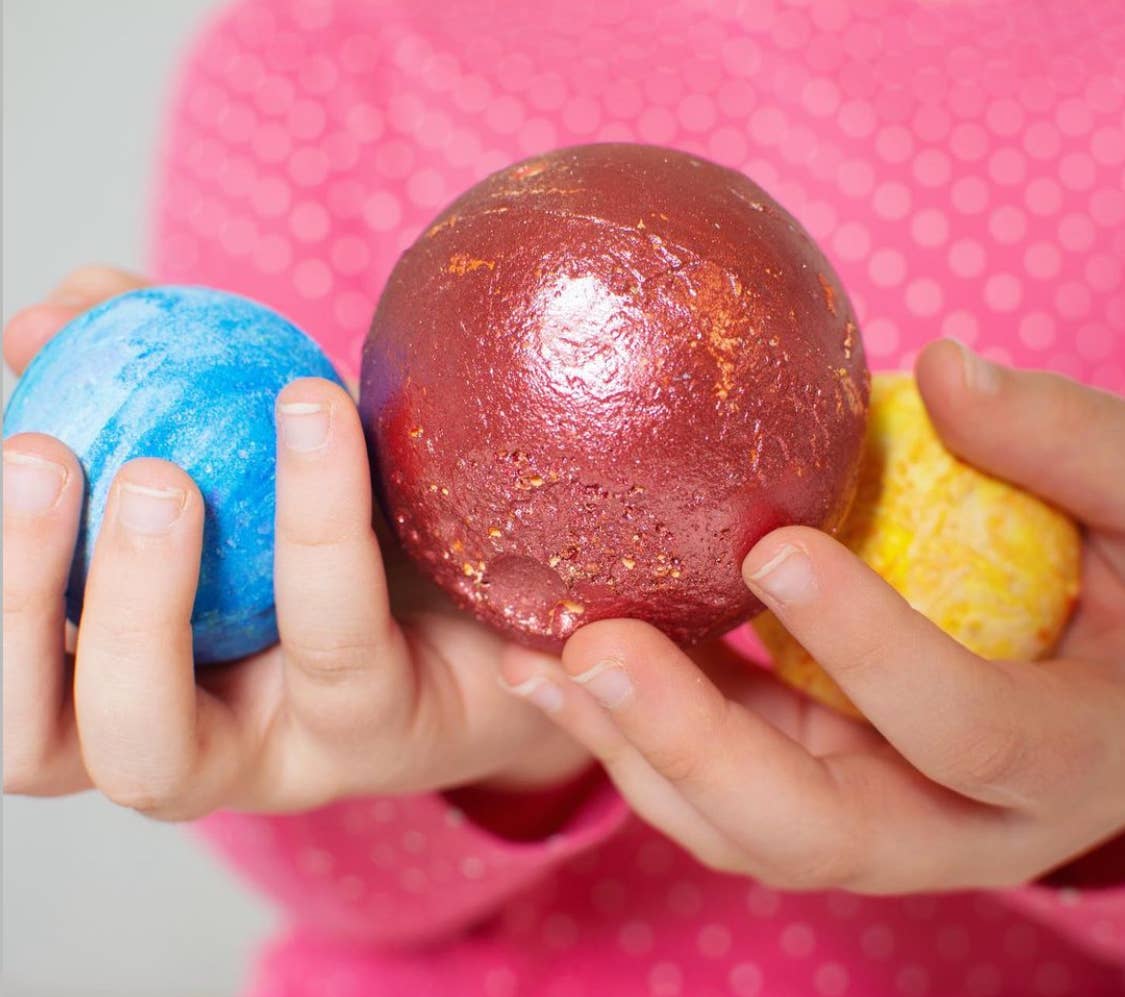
[360,143,869,651]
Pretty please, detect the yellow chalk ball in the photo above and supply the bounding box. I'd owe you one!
[753,372,1081,720]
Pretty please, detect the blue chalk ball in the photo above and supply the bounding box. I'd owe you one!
[3,285,344,663]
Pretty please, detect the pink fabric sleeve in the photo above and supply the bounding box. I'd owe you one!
[1001,883,1125,968]
[152,0,1125,974]
[994,837,1125,966]
[193,775,630,948]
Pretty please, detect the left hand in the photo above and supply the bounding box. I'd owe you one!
[500,339,1125,893]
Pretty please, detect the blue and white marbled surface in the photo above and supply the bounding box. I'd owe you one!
[3,285,344,663]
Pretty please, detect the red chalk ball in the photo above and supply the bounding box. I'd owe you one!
[360,143,869,651]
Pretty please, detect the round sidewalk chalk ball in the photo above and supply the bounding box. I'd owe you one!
[361,144,868,651]
[753,373,1081,720]
[3,285,343,664]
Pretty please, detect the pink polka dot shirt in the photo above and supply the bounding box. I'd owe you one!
[149,0,1125,993]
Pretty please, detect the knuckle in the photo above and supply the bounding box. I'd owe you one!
[79,620,171,661]
[758,851,858,892]
[3,722,67,796]
[935,665,1103,810]
[790,773,871,891]
[81,714,200,818]
[645,740,707,785]
[3,574,63,621]
[83,723,203,819]
[3,757,46,795]
[791,849,862,891]
[102,783,168,816]
[835,634,898,684]
[278,516,362,552]
[284,633,375,683]
[3,586,40,618]
[645,695,734,786]
[945,723,1032,803]
[761,823,866,892]
[695,845,753,877]
[98,768,193,818]
[59,264,143,298]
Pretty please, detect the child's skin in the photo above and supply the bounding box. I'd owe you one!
[3,267,593,818]
[5,264,1125,893]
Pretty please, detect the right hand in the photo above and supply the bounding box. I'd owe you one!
[3,266,592,820]
[501,341,1125,893]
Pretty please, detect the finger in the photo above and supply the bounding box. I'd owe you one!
[497,648,749,875]
[743,527,1120,811]
[548,622,1069,892]
[4,267,149,374]
[557,619,874,887]
[2,435,89,794]
[916,338,1125,532]
[4,305,82,375]
[273,378,408,743]
[75,459,243,819]
[44,264,150,308]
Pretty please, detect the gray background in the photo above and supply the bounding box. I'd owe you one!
[3,2,275,994]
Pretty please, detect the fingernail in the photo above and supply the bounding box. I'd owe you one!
[3,452,66,515]
[571,659,633,709]
[745,543,816,606]
[502,674,565,713]
[954,340,1000,395]
[278,401,330,452]
[117,482,185,534]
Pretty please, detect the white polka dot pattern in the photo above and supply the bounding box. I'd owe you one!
[152,0,1125,394]
[165,1,1125,995]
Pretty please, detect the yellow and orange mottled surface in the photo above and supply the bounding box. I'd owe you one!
[754,373,1082,720]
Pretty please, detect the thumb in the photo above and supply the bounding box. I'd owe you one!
[916,339,1125,533]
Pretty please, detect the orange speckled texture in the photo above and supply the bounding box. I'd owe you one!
[361,144,869,650]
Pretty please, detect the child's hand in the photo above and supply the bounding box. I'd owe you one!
[502,339,1125,892]
[3,267,590,819]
